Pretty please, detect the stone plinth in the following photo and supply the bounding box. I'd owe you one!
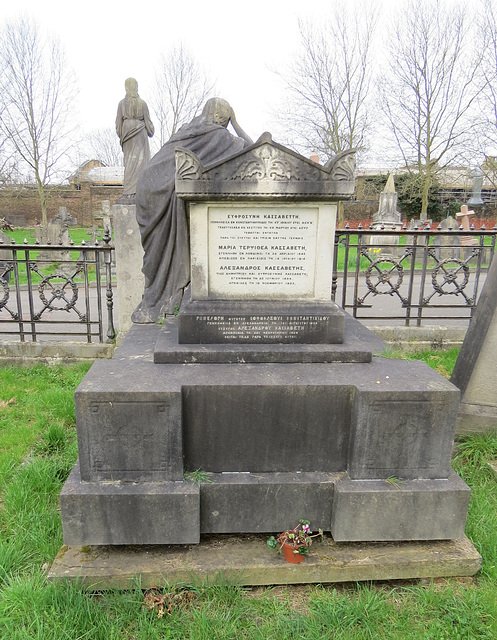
[60,322,469,545]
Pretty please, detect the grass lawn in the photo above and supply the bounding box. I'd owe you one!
[0,354,496,638]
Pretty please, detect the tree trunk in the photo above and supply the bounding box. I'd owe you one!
[420,172,431,220]
[36,179,48,227]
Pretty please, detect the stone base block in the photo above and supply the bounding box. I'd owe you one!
[177,299,345,344]
[331,473,470,542]
[155,315,377,364]
[456,402,497,434]
[60,463,200,545]
[200,472,337,533]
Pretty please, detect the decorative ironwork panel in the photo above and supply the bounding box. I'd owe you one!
[333,227,496,326]
[0,234,115,343]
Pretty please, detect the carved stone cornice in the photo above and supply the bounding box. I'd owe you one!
[175,132,356,201]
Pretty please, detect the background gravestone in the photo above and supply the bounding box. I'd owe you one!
[433,216,460,261]
[451,253,497,432]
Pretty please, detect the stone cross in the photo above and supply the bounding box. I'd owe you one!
[456,204,478,248]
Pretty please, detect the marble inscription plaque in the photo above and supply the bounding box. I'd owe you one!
[189,203,336,301]
[209,207,316,298]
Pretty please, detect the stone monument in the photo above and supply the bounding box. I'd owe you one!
[60,125,471,548]
[368,173,403,256]
[451,253,497,432]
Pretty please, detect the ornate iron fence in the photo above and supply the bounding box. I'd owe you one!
[0,233,115,342]
[333,225,497,326]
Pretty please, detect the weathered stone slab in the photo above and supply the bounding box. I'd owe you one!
[75,393,183,482]
[330,473,470,542]
[75,357,183,482]
[349,385,459,480]
[48,535,481,589]
[451,253,497,433]
[199,472,337,533]
[183,383,352,473]
[178,299,344,344]
[60,463,199,545]
[62,325,467,545]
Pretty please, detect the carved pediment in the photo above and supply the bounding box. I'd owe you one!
[175,132,356,201]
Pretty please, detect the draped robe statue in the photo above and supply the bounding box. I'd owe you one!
[131,98,252,323]
[115,78,155,201]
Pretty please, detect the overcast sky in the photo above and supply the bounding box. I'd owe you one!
[2,0,396,147]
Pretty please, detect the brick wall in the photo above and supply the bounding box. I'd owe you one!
[0,184,123,228]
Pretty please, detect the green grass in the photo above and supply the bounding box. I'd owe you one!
[3,227,105,246]
[382,347,461,379]
[0,357,496,638]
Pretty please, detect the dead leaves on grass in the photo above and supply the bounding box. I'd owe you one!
[143,586,195,618]
[0,397,16,410]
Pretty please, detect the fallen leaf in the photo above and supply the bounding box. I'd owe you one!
[0,397,16,409]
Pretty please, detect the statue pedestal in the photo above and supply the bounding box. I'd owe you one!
[112,204,144,338]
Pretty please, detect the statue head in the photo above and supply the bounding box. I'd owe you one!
[125,78,139,98]
[202,98,233,127]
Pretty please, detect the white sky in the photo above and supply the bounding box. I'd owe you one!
[2,0,395,148]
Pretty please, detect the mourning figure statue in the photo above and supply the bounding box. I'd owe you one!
[132,97,253,323]
[115,78,155,203]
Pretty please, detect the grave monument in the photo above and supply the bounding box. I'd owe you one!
[368,173,403,258]
[60,101,471,551]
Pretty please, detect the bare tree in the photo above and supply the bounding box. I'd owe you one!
[381,0,483,219]
[275,2,378,162]
[151,44,214,149]
[472,0,497,189]
[82,127,124,167]
[0,15,78,226]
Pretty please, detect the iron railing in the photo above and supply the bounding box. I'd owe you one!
[0,232,115,343]
[333,225,496,326]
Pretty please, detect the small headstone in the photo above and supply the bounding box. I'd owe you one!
[433,216,460,261]
[451,254,497,432]
[93,200,113,237]
[36,207,74,269]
